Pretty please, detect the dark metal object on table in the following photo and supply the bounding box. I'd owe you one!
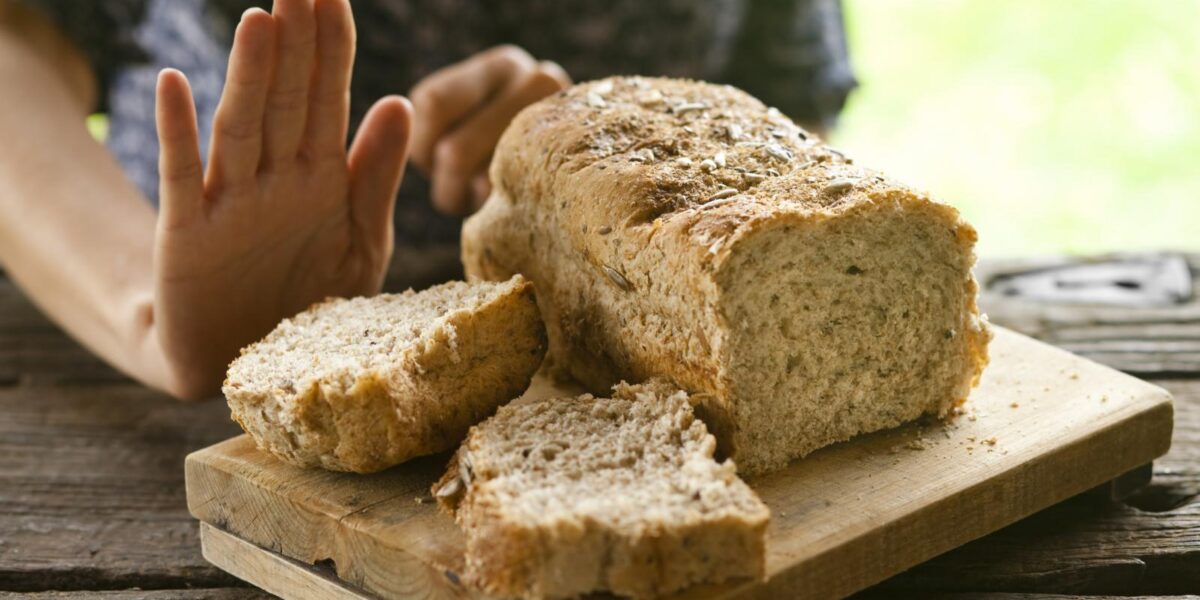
[988,253,1193,307]
[977,253,1200,377]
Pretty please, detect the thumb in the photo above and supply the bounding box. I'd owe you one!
[348,95,414,255]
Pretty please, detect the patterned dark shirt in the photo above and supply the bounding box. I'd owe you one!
[22,0,855,281]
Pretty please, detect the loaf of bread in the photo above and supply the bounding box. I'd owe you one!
[433,380,769,600]
[223,276,546,473]
[463,77,991,475]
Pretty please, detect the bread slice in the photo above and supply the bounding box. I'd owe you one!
[223,275,546,473]
[433,380,770,600]
[462,76,991,474]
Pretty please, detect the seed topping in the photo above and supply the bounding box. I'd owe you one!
[586,91,607,108]
[673,102,708,116]
[603,265,632,291]
[822,179,856,195]
[706,188,738,202]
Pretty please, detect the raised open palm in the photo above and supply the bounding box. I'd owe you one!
[153,0,412,398]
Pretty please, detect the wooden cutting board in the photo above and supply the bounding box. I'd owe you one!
[185,326,1174,600]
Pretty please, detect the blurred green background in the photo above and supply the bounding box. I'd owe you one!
[834,0,1199,257]
[89,1,1197,259]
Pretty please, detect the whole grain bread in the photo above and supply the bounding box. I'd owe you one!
[433,380,769,600]
[462,77,991,475]
[223,276,546,473]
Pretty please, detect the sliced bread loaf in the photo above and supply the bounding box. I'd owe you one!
[433,380,770,600]
[463,76,991,474]
[223,275,546,473]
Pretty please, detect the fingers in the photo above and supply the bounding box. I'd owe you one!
[470,172,491,212]
[262,0,316,166]
[409,45,536,172]
[304,0,355,158]
[430,61,568,215]
[156,69,205,228]
[348,96,413,257]
[207,8,275,187]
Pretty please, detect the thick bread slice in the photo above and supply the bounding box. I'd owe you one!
[433,380,770,600]
[223,275,546,473]
[462,76,991,474]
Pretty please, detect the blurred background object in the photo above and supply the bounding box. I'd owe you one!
[834,0,1200,257]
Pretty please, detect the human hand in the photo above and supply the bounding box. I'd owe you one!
[409,45,570,216]
[152,0,412,398]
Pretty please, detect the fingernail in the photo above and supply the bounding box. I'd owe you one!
[242,7,268,21]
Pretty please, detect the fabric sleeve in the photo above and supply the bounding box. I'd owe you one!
[723,0,857,132]
[17,0,148,112]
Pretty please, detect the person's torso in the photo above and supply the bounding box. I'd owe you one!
[106,0,750,249]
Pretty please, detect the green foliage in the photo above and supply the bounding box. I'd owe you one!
[835,0,1200,256]
[86,113,108,141]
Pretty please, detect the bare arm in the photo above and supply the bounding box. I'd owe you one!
[0,0,415,399]
[0,2,173,389]
[0,0,564,400]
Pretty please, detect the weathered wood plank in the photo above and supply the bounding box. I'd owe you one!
[1130,379,1200,515]
[977,254,1200,376]
[865,379,1200,597]
[202,523,376,600]
[202,522,1200,600]
[0,276,129,385]
[913,595,1200,600]
[0,590,273,599]
[0,384,243,592]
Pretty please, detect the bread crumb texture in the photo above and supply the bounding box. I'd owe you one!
[463,76,991,474]
[223,275,546,473]
[433,380,769,600]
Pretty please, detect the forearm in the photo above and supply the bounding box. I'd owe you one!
[0,12,176,395]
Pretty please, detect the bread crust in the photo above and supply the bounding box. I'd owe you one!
[463,77,991,474]
[433,381,770,599]
[223,276,547,473]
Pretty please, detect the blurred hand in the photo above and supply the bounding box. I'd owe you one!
[152,0,412,398]
[409,45,570,216]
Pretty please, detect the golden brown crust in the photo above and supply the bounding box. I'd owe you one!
[463,77,990,475]
[432,381,769,599]
[224,277,546,473]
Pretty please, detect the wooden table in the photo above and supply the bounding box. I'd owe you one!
[2,253,1197,600]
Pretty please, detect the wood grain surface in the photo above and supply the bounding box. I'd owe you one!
[976,254,1200,376]
[185,327,1174,599]
[3,255,1198,599]
[0,591,272,599]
